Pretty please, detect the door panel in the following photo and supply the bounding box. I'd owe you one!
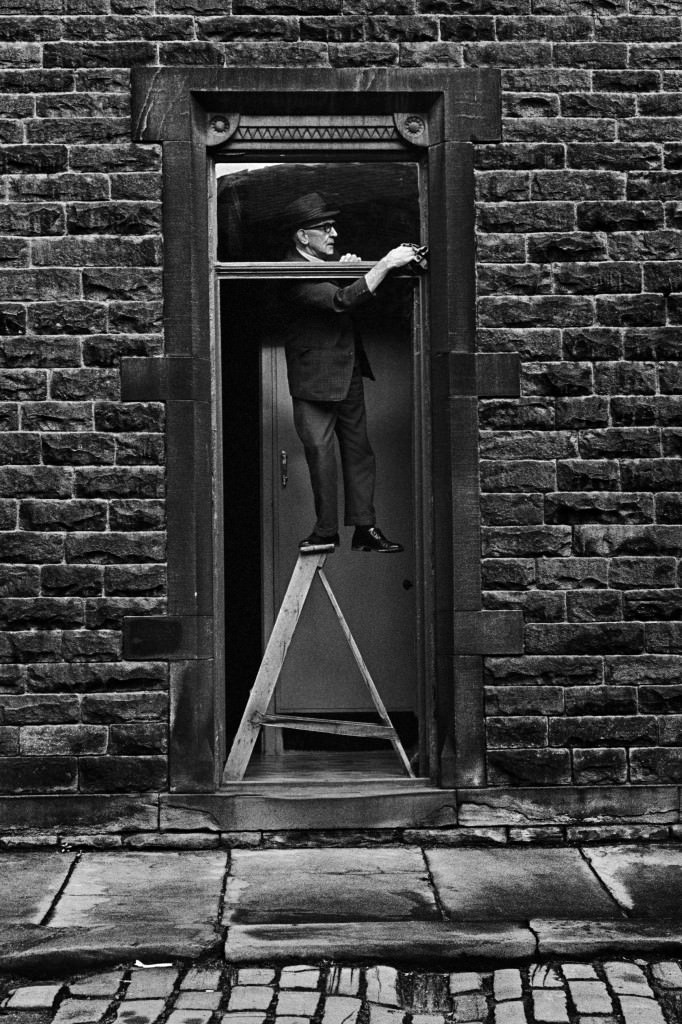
[264,314,417,715]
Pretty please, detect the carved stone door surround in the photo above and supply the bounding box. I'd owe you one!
[126,67,521,806]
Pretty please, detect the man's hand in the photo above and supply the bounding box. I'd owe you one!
[339,252,362,262]
[364,243,421,293]
[381,244,420,270]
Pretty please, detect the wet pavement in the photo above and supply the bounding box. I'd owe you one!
[3,846,682,973]
[2,958,682,1024]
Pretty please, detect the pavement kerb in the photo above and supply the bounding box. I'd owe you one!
[4,921,682,978]
[0,926,224,978]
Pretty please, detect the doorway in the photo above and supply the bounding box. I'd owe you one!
[218,160,424,773]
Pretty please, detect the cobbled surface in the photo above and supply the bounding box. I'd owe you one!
[1,958,682,1024]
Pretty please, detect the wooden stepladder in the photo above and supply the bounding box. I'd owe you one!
[222,545,415,782]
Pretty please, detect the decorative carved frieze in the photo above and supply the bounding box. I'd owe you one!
[207,113,431,151]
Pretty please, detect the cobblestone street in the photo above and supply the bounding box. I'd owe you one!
[2,959,682,1024]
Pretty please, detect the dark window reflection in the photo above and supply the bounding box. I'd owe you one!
[216,162,420,262]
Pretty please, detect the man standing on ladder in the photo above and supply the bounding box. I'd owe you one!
[279,192,424,555]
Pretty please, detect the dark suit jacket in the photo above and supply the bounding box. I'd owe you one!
[280,249,375,402]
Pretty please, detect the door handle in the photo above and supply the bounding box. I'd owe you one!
[280,449,288,489]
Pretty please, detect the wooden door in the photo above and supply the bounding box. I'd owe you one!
[262,299,418,720]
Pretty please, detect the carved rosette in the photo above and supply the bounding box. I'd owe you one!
[393,113,430,147]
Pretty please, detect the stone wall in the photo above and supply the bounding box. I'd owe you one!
[0,0,681,802]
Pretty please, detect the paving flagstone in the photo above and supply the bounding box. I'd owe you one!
[492,969,522,1002]
[224,849,438,924]
[279,967,320,989]
[0,854,75,926]
[321,995,362,1024]
[114,1000,166,1024]
[125,968,179,1000]
[583,845,682,919]
[227,986,273,1011]
[275,989,320,1016]
[425,849,620,922]
[52,999,111,1024]
[180,968,223,991]
[5,985,63,1010]
[650,960,682,988]
[326,968,361,997]
[48,853,226,935]
[365,967,399,1006]
[68,972,125,997]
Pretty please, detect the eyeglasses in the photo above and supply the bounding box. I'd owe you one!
[306,222,336,234]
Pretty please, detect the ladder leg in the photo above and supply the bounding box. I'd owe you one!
[222,554,324,782]
[317,569,415,778]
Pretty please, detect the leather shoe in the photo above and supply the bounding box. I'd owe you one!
[299,532,339,553]
[351,525,404,553]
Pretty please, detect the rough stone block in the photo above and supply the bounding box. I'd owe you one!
[621,459,682,491]
[630,747,682,783]
[95,402,165,432]
[546,491,653,525]
[564,686,635,716]
[483,526,571,558]
[573,747,627,785]
[575,524,682,557]
[20,724,108,756]
[481,460,556,493]
[41,435,116,466]
[525,623,645,656]
[486,716,549,749]
[639,685,682,715]
[482,558,535,590]
[109,499,165,531]
[82,691,167,723]
[481,494,544,527]
[74,467,164,500]
[566,590,623,622]
[20,499,107,531]
[21,401,93,432]
[483,589,565,622]
[550,715,656,747]
[0,756,77,793]
[65,532,164,563]
[0,532,63,564]
[485,685,563,716]
[485,655,603,688]
[78,755,167,792]
[480,296,593,330]
[41,565,103,597]
[557,458,620,491]
[0,694,80,724]
[479,397,555,430]
[487,748,571,786]
[480,429,577,461]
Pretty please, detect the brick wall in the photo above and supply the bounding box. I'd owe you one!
[0,1,680,799]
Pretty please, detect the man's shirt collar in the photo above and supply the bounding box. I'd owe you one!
[296,246,324,263]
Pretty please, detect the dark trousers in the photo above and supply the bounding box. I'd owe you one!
[292,370,376,537]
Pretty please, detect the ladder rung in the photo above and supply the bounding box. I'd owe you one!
[253,712,395,739]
